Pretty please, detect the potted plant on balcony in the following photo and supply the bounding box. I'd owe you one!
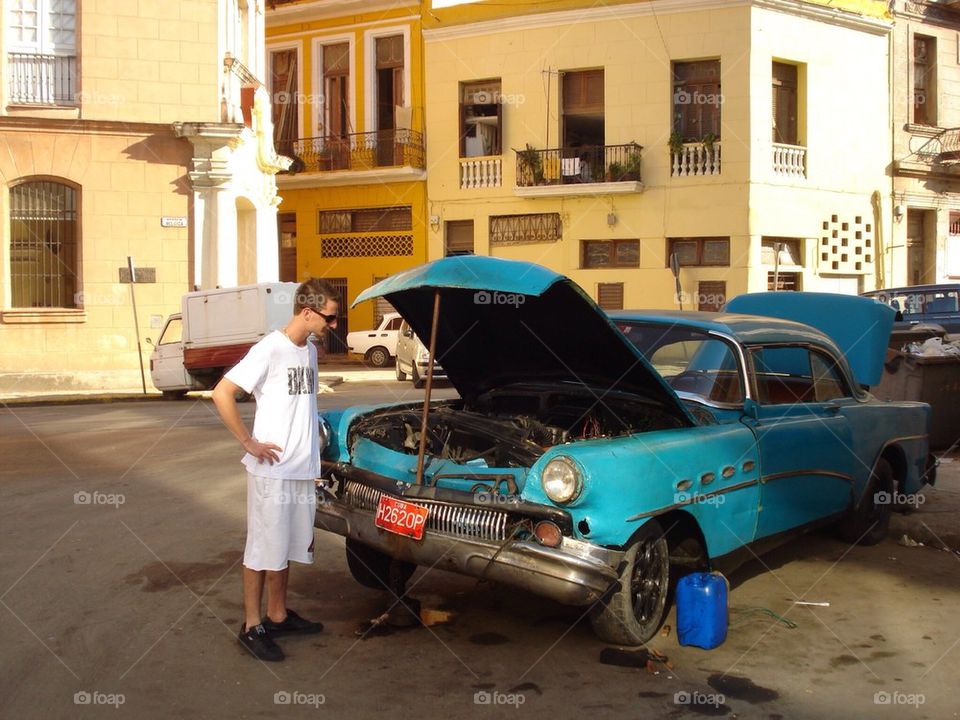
[669,130,685,158]
[607,161,626,182]
[517,144,545,185]
[701,132,718,157]
[622,142,642,181]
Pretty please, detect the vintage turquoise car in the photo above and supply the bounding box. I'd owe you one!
[315,257,934,645]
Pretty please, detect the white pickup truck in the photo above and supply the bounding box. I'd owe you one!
[346,312,402,367]
[148,282,299,398]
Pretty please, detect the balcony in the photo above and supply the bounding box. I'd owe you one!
[460,156,502,189]
[513,143,643,197]
[7,53,76,106]
[277,130,426,187]
[894,126,960,179]
[772,143,807,178]
[671,142,721,177]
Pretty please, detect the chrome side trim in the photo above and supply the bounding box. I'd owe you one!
[760,469,854,485]
[626,478,760,521]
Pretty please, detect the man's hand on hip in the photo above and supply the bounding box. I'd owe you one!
[243,437,283,465]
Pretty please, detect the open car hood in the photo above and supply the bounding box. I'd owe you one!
[354,256,695,426]
[726,292,895,387]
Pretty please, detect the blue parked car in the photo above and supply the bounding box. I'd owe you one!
[315,257,933,645]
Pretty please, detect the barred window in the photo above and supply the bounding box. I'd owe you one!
[319,206,412,234]
[667,237,729,267]
[582,240,639,268]
[9,179,79,308]
[489,213,562,246]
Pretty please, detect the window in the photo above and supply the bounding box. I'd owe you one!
[562,69,604,149]
[9,179,79,308]
[385,316,403,331]
[582,240,639,269]
[772,62,798,145]
[375,34,404,166]
[672,60,720,142]
[319,206,412,234]
[761,238,802,266]
[667,237,730,267]
[269,48,299,155]
[7,0,77,105]
[489,213,562,245]
[597,282,623,310]
[445,220,474,256]
[697,281,726,312]
[460,81,502,157]
[751,346,850,404]
[768,272,801,291]
[159,317,183,345]
[277,212,297,282]
[323,43,349,137]
[913,35,936,126]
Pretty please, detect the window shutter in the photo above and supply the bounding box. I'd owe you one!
[445,220,474,256]
[697,281,726,312]
[597,283,624,310]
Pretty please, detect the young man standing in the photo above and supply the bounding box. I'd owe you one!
[212,278,339,662]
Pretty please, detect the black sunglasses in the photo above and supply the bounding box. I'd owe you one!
[310,308,337,323]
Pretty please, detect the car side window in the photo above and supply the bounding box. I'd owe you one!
[159,318,182,345]
[387,317,403,330]
[810,350,851,401]
[751,346,851,404]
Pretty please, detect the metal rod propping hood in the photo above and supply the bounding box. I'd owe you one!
[414,291,441,485]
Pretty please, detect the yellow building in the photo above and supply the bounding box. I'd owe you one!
[265,0,427,352]
[0,0,287,389]
[424,0,893,311]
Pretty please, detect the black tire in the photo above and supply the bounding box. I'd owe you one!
[161,390,187,400]
[411,363,424,388]
[589,519,670,646]
[839,458,894,546]
[395,362,407,381]
[365,346,390,368]
[345,538,415,591]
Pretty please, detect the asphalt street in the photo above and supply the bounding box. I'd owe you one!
[1,382,958,719]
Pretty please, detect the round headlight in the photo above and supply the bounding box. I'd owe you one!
[318,415,332,453]
[541,456,582,504]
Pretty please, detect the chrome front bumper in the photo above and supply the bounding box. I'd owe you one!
[315,487,622,606]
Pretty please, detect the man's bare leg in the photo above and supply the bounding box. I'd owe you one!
[265,567,289,623]
[243,567,265,630]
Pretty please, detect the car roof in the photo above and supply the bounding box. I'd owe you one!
[608,309,842,349]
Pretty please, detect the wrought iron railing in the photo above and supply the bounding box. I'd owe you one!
[514,143,642,187]
[7,53,76,105]
[282,130,426,173]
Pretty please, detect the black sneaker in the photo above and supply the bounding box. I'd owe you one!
[262,609,324,636]
[238,623,284,661]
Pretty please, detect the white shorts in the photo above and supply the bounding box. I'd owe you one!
[243,473,317,571]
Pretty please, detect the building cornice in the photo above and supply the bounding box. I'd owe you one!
[423,0,891,41]
[267,0,418,27]
[0,116,174,136]
[895,0,960,28]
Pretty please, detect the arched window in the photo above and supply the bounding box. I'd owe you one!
[9,179,79,308]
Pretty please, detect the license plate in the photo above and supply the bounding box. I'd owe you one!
[374,495,429,540]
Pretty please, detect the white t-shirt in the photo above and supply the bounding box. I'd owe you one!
[225,330,320,479]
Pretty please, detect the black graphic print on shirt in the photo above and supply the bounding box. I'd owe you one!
[287,366,315,395]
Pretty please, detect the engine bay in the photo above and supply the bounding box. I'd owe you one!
[348,385,684,468]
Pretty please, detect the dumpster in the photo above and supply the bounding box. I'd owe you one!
[871,340,960,449]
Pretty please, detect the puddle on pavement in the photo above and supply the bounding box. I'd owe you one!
[124,550,242,592]
[707,673,779,703]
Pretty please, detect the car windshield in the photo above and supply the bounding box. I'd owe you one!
[615,321,744,405]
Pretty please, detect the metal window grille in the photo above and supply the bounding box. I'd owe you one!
[489,213,562,245]
[7,53,77,105]
[10,180,79,308]
[321,234,413,258]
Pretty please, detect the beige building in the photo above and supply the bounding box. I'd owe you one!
[0,0,285,388]
[890,0,960,287]
[424,0,893,311]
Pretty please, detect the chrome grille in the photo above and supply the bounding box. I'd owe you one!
[342,480,509,542]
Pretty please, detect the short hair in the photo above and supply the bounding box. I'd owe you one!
[294,277,339,314]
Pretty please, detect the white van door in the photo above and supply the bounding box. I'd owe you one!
[150,315,193,391]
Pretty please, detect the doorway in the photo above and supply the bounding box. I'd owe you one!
[325,277,349,355]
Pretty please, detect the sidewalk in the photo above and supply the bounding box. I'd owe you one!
[0,363,396,406]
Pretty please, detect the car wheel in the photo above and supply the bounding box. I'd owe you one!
[345,538,416,591]
[395,362,407,381]
[365,346,390,368]
[839,458,894,546]
[589,519,670,646]
[161,390,187,400]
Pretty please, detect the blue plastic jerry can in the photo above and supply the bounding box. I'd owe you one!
[676,572,729,649]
